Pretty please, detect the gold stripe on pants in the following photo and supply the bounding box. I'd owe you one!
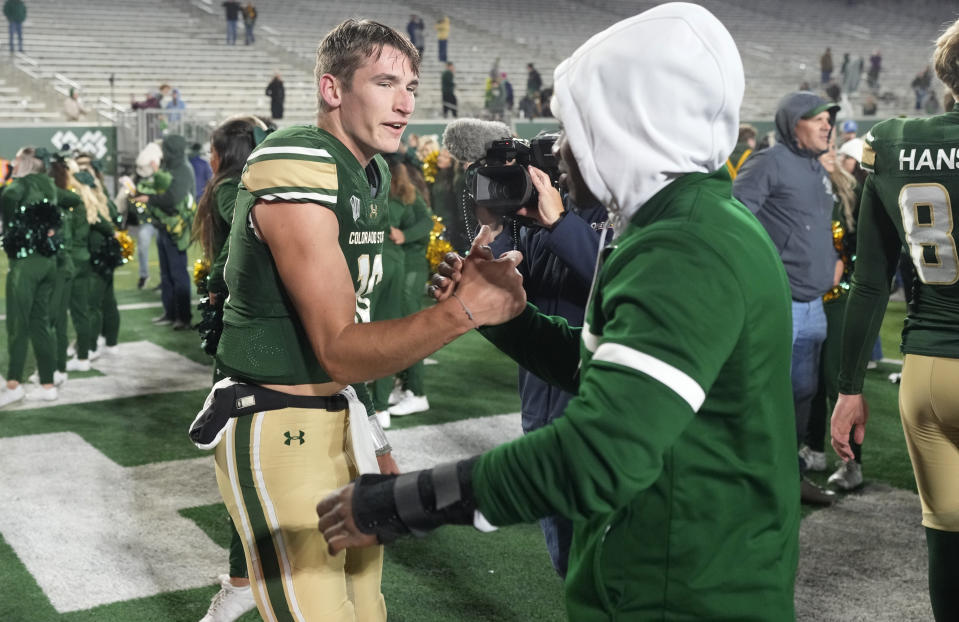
[215,407,387,621]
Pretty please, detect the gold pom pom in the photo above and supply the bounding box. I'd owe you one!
[422,150,439,185]
[426,214,453,272]
[193,258,211,288]
[116,230,136,262]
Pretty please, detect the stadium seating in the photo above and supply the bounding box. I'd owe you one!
[0,0,955,133]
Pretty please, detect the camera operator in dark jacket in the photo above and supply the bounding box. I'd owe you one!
[489,190,609,577]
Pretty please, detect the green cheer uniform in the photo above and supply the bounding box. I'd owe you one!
[370,191,433,409]
[0,173,60,384]
[51,188,81,372]
[476,169,799,620]
[87,205,121,353]
[63,195,96,361]
[213,125,391,622]
[837,111,959,621]
[208,177,240,299]
[397,193,433,397]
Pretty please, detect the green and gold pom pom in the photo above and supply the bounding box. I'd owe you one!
[422,149,439,184]
[193,258,211,290]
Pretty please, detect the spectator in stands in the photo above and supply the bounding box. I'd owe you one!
[725,123,756,179]
[733,91,841,507]
[485,77,506,120]
[242,2,256,45]
[912,65,933,111]
[265,71,284,119]
[825,80,841,103]
[844,54,864,94]
[165,88,185,122]
[4,0,24,53]
[501,72,513,110]
[130,91,161,110]
[821,47,833,84]
[539,85,553,117]
[867,48,882,90]
[840,119,858,144]
[526,62,542,97]
[441,61,456,118]
[518,93,537,119]
[189,143,213,200]
[63,88,88,121]
[222,1,240,45]
[435,15,450,62]
[862,94,878,115]
[406,14,424,58]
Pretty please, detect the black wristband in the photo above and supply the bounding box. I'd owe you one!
[351,457,481,544]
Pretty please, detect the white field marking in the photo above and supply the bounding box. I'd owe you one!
[0,432,223,612]
[1,340,211,411]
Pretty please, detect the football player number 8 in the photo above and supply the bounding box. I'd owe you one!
[899,183,959,285]
[354,253,384,323]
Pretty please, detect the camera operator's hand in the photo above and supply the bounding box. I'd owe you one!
[517,165,565,228]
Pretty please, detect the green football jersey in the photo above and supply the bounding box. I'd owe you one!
[475,170,799,620]
[216,125,390,385]
[839,112,959,393]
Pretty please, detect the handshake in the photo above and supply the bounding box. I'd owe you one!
[428,225,527,329]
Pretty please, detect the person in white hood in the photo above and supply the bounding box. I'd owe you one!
[317,4,800,618]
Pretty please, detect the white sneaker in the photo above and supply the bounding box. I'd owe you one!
[97,335,106,348]
[389,386,409,406]
[390,394,429,417]
[199,574,256,622]
[30,386,57,401]
[66,341,76,357]
[866,360,879,370]
[27,371,68,386]
[66,358,91,372]
[828,461,863,490]
[88,348,102,361]
[375,410,391,429]
[0,385,26,408]
[103,345,119,355]
[799,445,827,472]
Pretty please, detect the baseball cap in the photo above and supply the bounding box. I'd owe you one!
[802,100,841,119]
[841,119,858,134]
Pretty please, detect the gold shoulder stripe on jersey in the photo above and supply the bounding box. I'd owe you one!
[242,159,338,194]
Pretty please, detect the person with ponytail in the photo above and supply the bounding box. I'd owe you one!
[193,115,267,622]
[0,147,61,407]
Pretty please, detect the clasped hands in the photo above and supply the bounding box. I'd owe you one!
[430,224,527,327]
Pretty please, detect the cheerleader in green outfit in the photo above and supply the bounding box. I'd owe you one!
[50,158,106,372]
[0,147,62,407]
[371,158,434,426]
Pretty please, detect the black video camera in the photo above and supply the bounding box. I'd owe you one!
[467,132,561,216]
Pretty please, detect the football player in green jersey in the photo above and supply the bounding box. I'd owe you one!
[192,18,524,622]
[831,18,959,621]
[318,5,800,619]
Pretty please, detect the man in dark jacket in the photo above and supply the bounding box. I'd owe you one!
[733,91,841,505]
[4,0,25,53]
[265,72,284,119]
[134,134,195,329]
[489,195,609,578]
[441,62,456,118]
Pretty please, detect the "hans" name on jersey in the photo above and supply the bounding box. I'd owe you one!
[898,147,959,172]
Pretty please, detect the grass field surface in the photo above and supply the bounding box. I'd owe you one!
[0,246,918,621]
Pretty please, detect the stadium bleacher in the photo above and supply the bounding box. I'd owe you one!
[0,0,956,141]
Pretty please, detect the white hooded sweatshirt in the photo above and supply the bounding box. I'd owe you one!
[550,2,744,229]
